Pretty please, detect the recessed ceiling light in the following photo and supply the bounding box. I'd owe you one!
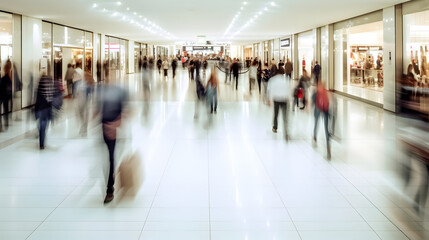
[139,15,142,18]
[133,12,137,15]
[92,3,97,8]
[144,18,147,21]
[117,1,121,6]
[270,2,275,6]
[264,7,268,11]
[126,7,130,10]
[243,1,247,5]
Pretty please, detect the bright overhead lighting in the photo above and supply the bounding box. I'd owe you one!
[139,15,142,18]
[264,7,268,11]
[102,8,106,12]
[112,12,118,16]
[133,12,137,15]
[270,2,275,6]
[92,3,97,8]
[240,7,243,10]
[243,1,247,5]
[144,18,147,21]
[126,7,130,10]
[116,1,121,6]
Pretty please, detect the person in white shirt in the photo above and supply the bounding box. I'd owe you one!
[267,66,293,140]
[72,62,83,98]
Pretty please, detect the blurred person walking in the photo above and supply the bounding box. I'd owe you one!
[195,57,201,78]
[188,57,195,81]
[285,58,293,79]
[0,60,12,131]
[257,58,262,94]
[194,75,206,119]
[206,68,219,114]
[65,63,75,97]
[162,58,169,78]
[34,74,54,149]
[181,56,186,68]
[202,58,208,79]
[156,57,162,74]
[294,69,310,110]
[314,61,321,85]
[171,57,177,79]
[72,62,83,98]
[249,59,257,94]
[76,71,94,136]
[312,81,331,159]
[267,66,291,140]
[278,60,285,75]
[231,59,240,90]
[96,77,128,204]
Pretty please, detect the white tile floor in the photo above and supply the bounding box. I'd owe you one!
[0,67,427,239]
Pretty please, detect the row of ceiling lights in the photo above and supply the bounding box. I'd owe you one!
[92,2,175,40]
[228,2,277,40]
[224,1,248,36]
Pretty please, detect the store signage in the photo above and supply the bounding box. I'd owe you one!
[370,47,382,51]
[281,38,290,47]
[358,47,369,51]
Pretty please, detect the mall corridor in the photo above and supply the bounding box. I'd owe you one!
[1,0,429,239]
[0,68,426,240]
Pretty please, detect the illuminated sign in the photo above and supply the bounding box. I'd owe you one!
[280,38,290,47]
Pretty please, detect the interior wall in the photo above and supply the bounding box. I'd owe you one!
[21,16,42,108]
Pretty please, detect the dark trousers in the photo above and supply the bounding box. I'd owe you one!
[314,108,330,148]
[190,68,195,80]
[172,67,176,78]
[286,73,292,79]
[273,101,288,136]
[164,69,168,77]
[157,66,161,74]
[234,74,239,90]
[0,98,11,129]
[225,69,229,82]
[103,136,116,194]
[37,108,51,147]
[257,77,262,94]
[315,74,320,84]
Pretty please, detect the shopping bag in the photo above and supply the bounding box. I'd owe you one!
[118,151,144,196]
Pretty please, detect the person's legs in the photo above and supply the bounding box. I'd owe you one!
[313,108,320,141]
[104,136,116,195]
[213,90,218,112]
[39,110,49,148]
[257,78,261,94]
[235,74,239,90]
[4,98,10,127]
[323,111,330,158]
[273,101,280,132]
[164,69,168,77]
[281,101,288,138]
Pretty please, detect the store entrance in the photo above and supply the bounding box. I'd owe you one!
[54,47,84,96]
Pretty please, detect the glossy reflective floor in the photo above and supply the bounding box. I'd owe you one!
[0,67,427,240]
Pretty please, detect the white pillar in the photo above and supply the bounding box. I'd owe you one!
[383,6,397,112]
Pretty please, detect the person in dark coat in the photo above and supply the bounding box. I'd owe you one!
[171,58,177,79]
[34,74,54,149]
[231,59,240,90]
[0,60,12,131]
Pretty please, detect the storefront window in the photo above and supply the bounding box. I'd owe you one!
[334,12,383,104]
[41,22,52,77]
[85,32,93,74]
[321,26,329,87]
[401,9,429,118]
[52,25,85,94]
[134,42,141,73]
[298,31,315,77]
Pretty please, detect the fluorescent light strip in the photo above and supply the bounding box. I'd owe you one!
[94,2,176,39]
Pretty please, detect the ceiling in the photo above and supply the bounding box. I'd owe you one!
[0,0,410,45]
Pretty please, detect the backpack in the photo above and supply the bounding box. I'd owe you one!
[316,86,329,112]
